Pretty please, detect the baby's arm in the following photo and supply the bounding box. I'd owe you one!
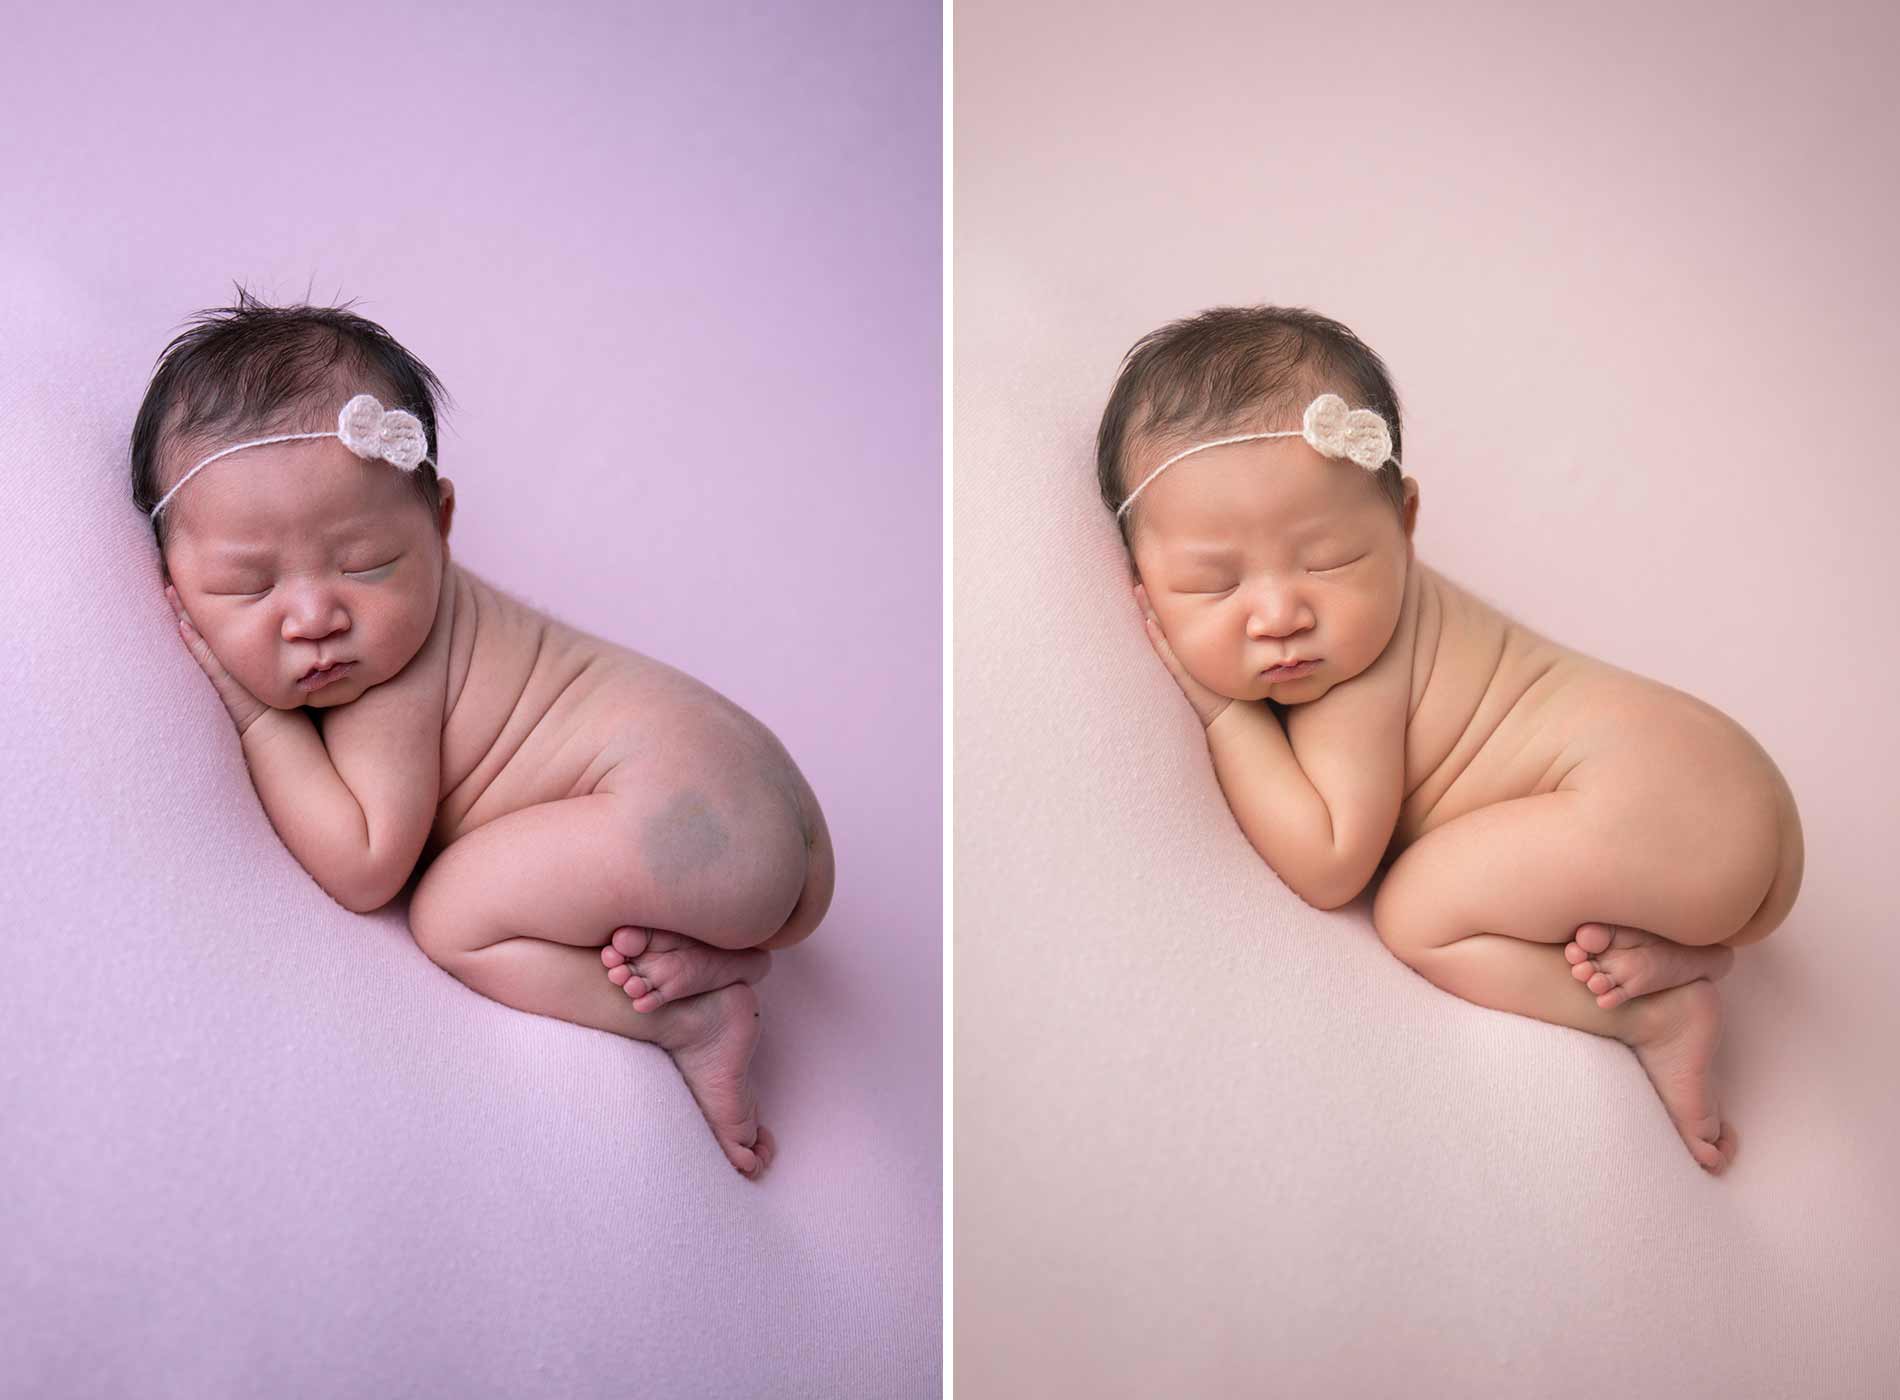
[1278,562,1419,906]
[1138,564,1418,910]
[1203,701,1342,907]
[241,563,455,913]
[1136,586,1338,908]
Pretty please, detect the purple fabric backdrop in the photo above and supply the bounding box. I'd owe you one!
[0,2,940,1395]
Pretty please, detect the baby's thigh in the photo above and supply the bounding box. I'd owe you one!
[1375,742,1779,956]
[1586,708,1785,935]
[597,690,816,948]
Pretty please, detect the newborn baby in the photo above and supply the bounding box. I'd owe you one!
[1103,305,1802,1175]
[136,290,834,1177]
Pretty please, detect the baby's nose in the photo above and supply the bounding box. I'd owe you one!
[1244,588,1307,637]
[281,593,351,639]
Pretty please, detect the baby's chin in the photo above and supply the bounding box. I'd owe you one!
[289,664,374,709]
[296,690,351,710]
[1249,672,1336,705]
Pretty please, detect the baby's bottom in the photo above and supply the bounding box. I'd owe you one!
[1368,748,1802,1176]
[406,748,836,1179]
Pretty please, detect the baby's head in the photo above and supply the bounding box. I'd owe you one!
[130,285,455,711]
[1098,304,1420,705]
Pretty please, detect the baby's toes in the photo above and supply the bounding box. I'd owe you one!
[629,944,769,1012]
[1564,940,1590,967]
[725,1136,763,1179]
[1587,969,1617,996]
[633,950,690,998]
[621,971,657,1004]
[603,958,655,1003]
[1573,923,1614,955]
[722,1108,766,1178]
[611,926,654,960]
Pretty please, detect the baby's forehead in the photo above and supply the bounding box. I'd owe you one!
[188,501,396,546]
[170,435,400,516]
[1141,507,1354,556]
[1145,436,1362,513]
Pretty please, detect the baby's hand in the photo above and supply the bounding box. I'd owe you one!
[1135,583,1232,728]
[166,584,269,735]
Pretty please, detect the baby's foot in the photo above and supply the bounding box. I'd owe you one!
[654,983,775,1178]
[1564,922,1735,1009]
[601,926,771,1013]
[1622,978,1737,1174]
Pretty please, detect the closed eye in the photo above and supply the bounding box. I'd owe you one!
[1313,555,1365,573]
[216,558,400,597]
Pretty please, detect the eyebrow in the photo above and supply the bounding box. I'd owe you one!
[1169,542,1239,559]
[212,522,391,560]
[1278,516,1337,538]
[1169,519,1337,554]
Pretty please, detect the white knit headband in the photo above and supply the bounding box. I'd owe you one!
[149,392,434,522]
[1116,391,1400,522]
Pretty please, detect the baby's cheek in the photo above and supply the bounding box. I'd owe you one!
[1176,616,1236,686]
[385,588,435,661]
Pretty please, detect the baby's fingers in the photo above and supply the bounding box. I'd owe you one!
[166,586,208,653]
[1133,589,1187,678]
[1133,583,1231,727]
[1141,609,1200,699]
[1141,611,1182,673]
[164,585,259,721]
[166,585,194,639]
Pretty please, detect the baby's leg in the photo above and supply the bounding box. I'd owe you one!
[1370,786,1777,1174]
[592,704,837,1003]
[1562,772,1799,1006]
[406,778,812,1177]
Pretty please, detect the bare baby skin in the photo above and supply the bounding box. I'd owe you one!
[161,430,835,1177]
[1129,429,1802,1175]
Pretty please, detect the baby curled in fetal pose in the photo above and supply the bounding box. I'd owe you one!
[134,288,834,1177]
[1103,305,1804,1175]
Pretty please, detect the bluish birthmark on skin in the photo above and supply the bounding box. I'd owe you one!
[643,789,731,879]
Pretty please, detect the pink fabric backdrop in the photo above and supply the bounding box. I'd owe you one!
[0,2,939,1395]
[955,1,1900,1395]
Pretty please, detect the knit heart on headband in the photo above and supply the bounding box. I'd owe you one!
[1302,393,1392,471]
[337,393,429,471]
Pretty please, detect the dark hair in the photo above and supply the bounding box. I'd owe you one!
[1096,304,1406,540]
[130,282,452,555]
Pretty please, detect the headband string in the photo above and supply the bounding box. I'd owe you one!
[1116,392,1400,521]
[149,392,433,522]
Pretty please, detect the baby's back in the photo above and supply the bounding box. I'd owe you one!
[426,563,774,859]
[1390,561,1765,860]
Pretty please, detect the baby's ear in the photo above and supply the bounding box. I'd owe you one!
[435,477,456,541]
